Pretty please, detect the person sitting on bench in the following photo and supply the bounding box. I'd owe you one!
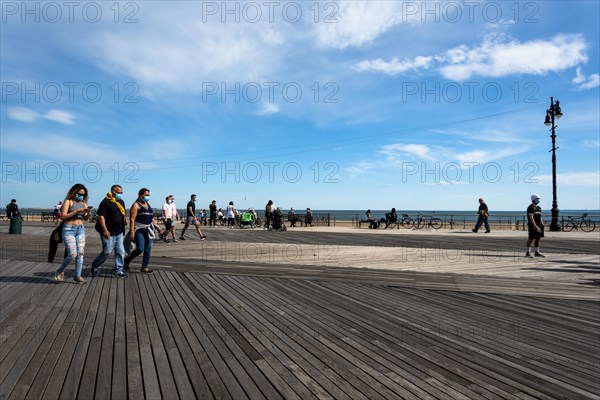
[384,208,398,229]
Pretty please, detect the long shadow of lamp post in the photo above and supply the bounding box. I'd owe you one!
[544,96,563,232]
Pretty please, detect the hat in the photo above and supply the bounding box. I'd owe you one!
[531,194,540,201]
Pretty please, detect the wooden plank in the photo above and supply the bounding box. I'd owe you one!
[37,272,97,399]
[151,271,217,399]
[143,273,196,399]
[222,274,415,400]
[195,274,334,400]
[211,273,390,400]
[335,282,599,393]
[74,272,110,400]
[1,270,85,399]
[94,275,116,400]
[58,274,105,400]
[181,273,271,400]
[136,273,179,399]
[124,270,144,400]
[130,273,162,399]
[111,278,128,400]
[167,272,249,400]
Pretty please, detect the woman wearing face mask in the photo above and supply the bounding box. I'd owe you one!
[55,183,91,283]
[124,188,154,273]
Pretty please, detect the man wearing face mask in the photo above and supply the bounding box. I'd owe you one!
[526,194,545,258]
[91,185,127,277]
[180,194,207,241]
[162,195,179,242]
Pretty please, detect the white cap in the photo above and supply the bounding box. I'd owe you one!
[531,194,541,201]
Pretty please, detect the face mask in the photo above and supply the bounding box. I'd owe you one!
[143,196,150,202]
[114,193,123,200]
[74,195,84,201]
[533,199,540,205]
[169,200,174,204]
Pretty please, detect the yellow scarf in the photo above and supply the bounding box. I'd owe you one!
[106,192,125,216]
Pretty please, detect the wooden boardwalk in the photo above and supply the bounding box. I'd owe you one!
[1,257,599,399]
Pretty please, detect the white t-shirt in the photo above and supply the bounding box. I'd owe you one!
[227,205,235,218]
[163,202,177,219]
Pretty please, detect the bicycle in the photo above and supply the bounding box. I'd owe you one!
[400,214,415,229]
[414,214,443,230]
[561,213,596,232]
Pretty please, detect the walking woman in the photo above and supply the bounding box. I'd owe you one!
[124,188,154,273]
[55,183,92,283]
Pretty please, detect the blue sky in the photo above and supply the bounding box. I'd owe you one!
[1,1,599,211]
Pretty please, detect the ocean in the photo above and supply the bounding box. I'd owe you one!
[16,208,599,223]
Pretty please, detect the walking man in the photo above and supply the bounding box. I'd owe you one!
[180,194,207,240]
[91,185,127,278]
[472,198,491,233]
[162,195,179,242]
[526,194,545,258]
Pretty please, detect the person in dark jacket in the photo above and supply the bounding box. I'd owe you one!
[90,185,127,278]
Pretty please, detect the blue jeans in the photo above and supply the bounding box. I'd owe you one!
[129,228,153,267]
[92,233,125,273]
[474,218,490,232]
[59,224,85,277]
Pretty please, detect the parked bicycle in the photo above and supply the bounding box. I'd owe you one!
[414,213,443,230]
[400,214,415,229]
[561,213,595,232]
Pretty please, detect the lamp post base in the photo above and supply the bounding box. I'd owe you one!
[549,207,561,232]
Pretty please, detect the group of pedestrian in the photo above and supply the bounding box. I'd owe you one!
[470,195,545,257]
[53,184,161,283]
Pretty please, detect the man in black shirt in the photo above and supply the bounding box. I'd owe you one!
[5,199,20,219]
[91,185,127,277]
[180,194,206,240]
[526,194,545,258]
[472,198,490,233]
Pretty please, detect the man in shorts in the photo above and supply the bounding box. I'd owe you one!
[162,195,179,242]
[180,194,206,240]
[526,194,545,258]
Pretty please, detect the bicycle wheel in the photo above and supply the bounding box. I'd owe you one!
[430,218,443,230]
[415,219,426,229]
[562,220,575,232]
[580,220,595,232]
[401,218,413,229]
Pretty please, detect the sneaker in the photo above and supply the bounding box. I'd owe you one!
[200,235,207,241]
[164,238,170,243]
[140,267,154,274]
[73,276,86,283]
[54,270,64,282]
[114,271,128,279]
[534,252,546,258]
[525,252,535,258]
[179,236,186,240]
[471,229,477,233]
[172,238,178,242]
[91,267,99,277]
[485,231,491,233]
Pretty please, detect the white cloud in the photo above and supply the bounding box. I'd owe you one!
[6,107,75,125]
[313,1,406,49]
[44,109,75,125]
[379,143,435,161]
[356,56,433,75]
[536,172,600,187]
[572,68,600,90]
[356,34,589,81]
[7,107,39,122]
[256,102,280,115]
[583,139,600,149]
[438,34,588,80]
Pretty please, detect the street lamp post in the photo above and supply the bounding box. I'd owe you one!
[544,96,563,232]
